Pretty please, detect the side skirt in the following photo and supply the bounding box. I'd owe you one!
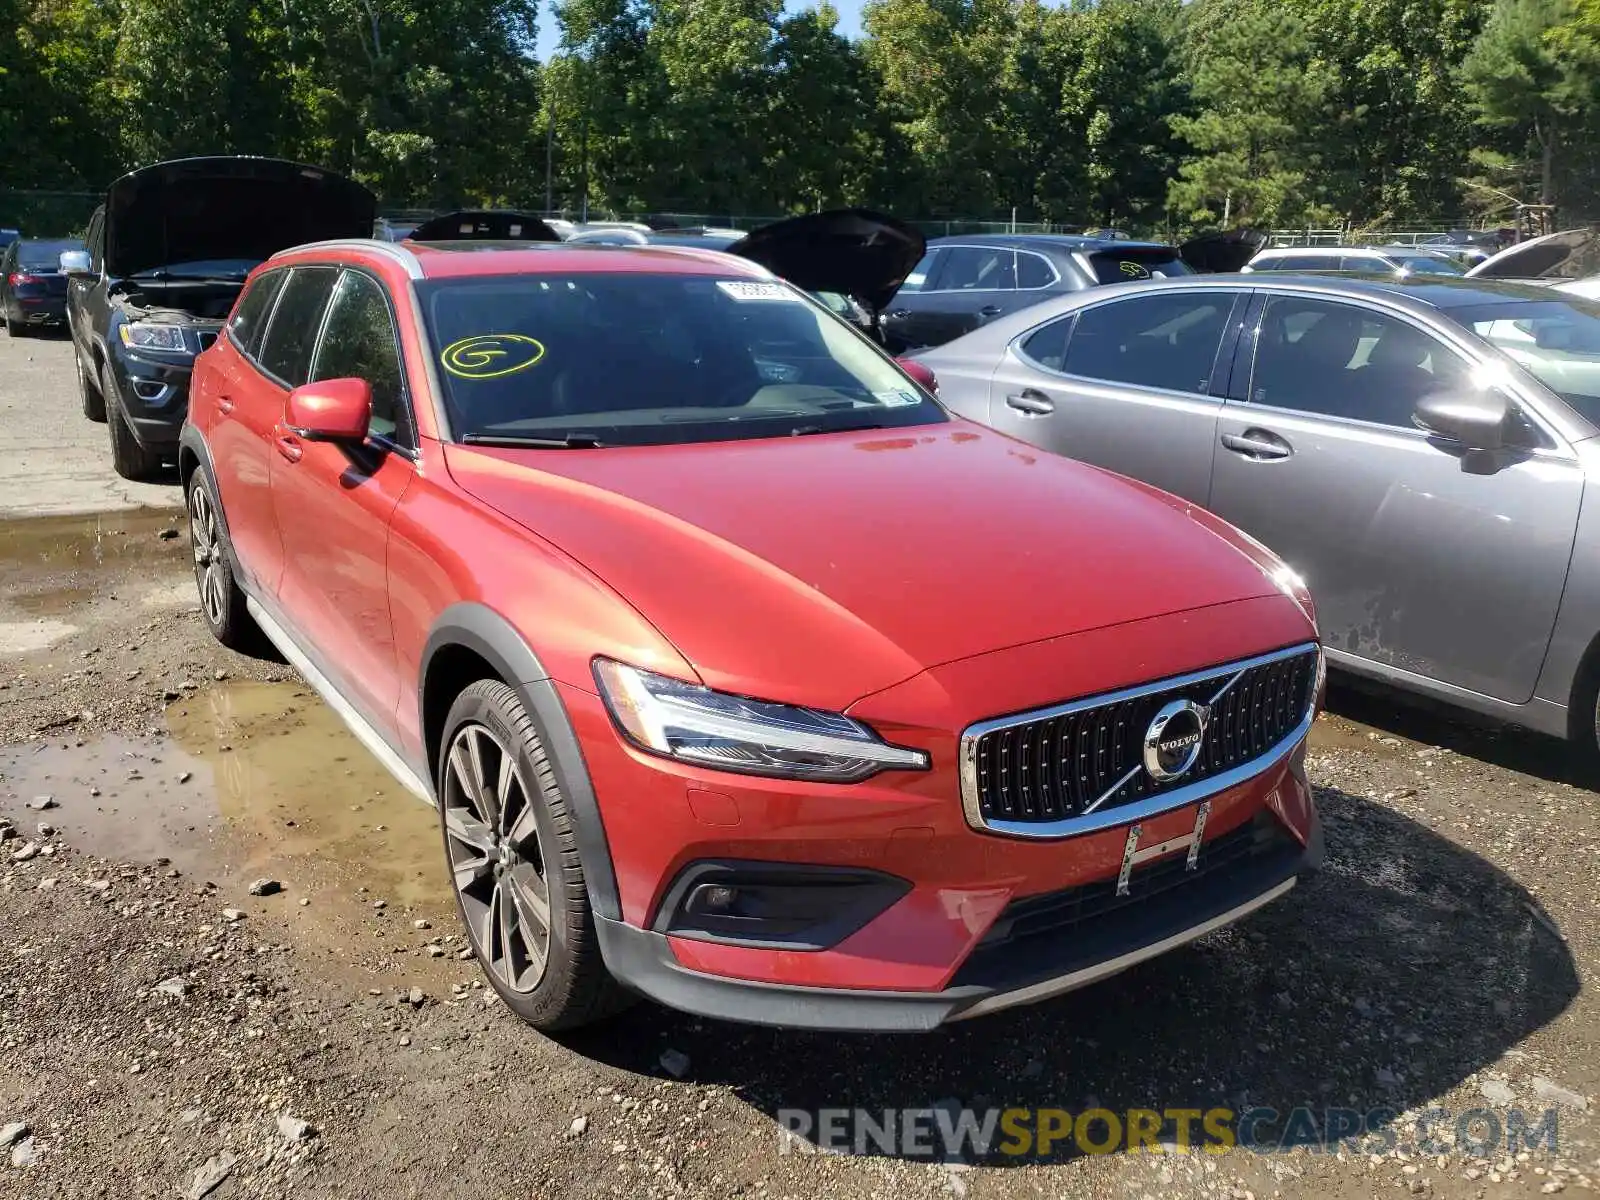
[244,595,434,805]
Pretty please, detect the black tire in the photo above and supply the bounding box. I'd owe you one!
[438,679,632,1032]
[78,354,105,421]
[4,310,23,337]
[184,466,256,650]
[102,360,163,480]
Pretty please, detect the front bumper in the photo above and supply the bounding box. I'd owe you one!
[571,597,1324,1030]
[107,344,195,448]
[598,804,1319,1031]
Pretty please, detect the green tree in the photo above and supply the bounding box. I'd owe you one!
[1168,0,1336,229]
[863,0,1019,216]
[1462,0,1600,208]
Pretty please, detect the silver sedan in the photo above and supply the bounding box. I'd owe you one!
[912,273,1600,752]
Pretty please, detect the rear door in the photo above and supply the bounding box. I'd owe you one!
[1206,292,1582,702]
[883,246,1019,349]
[984,288,1246,503]
[205,266,295,594]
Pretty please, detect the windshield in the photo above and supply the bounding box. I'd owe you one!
[18,239,83,269]
[1451,297,1600,420]
[1391,255,1463,276]
[418,272,946,446]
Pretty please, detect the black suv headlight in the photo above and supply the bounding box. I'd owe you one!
[118,321,191,352]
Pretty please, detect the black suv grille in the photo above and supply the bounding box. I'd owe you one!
[196,330,219,352]
[966,645,1317,828]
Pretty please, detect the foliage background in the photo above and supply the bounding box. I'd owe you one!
[3,0,1599,234]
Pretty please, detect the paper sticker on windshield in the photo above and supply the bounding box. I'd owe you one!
[1118,260,1151,279]
[717,280,799,302]
[873,389,921,408]
[440,333,546,379]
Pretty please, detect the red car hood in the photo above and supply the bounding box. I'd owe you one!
[442,423,1292,710]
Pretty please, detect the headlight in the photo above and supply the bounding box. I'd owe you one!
[593,659,930,783]
[118,322,189,352]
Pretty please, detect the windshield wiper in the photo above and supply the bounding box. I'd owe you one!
[789,421,887,437]
[459,432,605,449]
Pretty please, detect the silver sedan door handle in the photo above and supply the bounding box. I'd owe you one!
[1006,389,1055,416]
[1220,429,1292,460]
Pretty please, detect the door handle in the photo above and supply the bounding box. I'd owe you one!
[216,393,235,414]
[274,426,303,463]
[1006,389,1055,416]
[1220,429,1292,460]
[978,305,1003,317]
[887,309,910,320]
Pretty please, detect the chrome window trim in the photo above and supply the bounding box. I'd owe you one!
[1005,286,1246,399]
[1014,249,1061,291]
[1239,286,1579,459]
[959,641,1321,840]
[915,244,1024,294]
[1012,313,1076,373]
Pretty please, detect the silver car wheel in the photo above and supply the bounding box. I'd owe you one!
[443,723,552,994]
[188,484,226,627]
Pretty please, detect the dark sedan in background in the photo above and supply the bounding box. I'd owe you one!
[880,233,1194,351]
[2,237,83,335]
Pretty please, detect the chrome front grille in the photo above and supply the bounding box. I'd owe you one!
[960,643,1320,839]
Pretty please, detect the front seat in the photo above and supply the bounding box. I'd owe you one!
[1359,325,1447,425]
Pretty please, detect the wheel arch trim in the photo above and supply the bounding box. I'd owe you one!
[420,602,622,920]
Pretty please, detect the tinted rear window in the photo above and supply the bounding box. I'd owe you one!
[1085,248,1193,284]
[18,240,83,269]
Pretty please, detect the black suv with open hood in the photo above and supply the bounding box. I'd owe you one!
[725,208,926,345]
[64,157,375,479]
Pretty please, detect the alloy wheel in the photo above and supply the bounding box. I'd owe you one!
[188,485,226,627]
[443,723,552,993]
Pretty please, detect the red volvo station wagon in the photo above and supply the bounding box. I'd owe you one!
[180,236,1325,1032]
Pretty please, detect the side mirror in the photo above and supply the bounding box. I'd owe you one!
[1413,390,1514,452]
[284,378,371,442]
[896,357,938,395]
[59,250,93,278]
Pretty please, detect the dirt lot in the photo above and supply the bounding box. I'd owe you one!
[0,330,1597,1200]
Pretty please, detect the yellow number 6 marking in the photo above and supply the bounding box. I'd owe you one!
[440,333,546,379]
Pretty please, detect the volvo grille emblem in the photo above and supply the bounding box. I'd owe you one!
[1143,699,1210,782]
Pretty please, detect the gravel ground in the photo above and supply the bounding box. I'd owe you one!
[0,330,173,518]
[0,332,1597,1200]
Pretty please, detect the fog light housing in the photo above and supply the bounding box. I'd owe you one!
[655,861,912,950]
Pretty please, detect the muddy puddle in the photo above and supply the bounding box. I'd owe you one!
[0,679,460,982]
[0,506,185,572]
[0,506,197,653]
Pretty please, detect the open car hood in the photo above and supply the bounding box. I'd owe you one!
[1466,227,1600,280]
[727,209,925,313]
[1179,227,1265,274]
[406,210,561,243]
[105,157,375,278]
